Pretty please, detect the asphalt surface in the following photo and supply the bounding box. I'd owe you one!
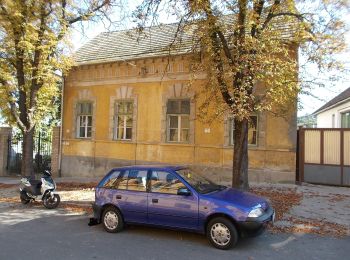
[0,207,349,260]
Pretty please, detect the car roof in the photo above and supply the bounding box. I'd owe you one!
[110,165,186,172]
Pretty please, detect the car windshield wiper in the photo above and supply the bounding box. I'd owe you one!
[218,185,227,190]
[198,184,225,194]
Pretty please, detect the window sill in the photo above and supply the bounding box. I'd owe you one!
[224,144,259,149]
[112,139,134,143]
[162,142,194,147]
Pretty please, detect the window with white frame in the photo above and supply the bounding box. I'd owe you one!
[230,115,258,146]
[167,99,190,142]
[76,102,92,138]
[341,112,350,128]
[114,101,133,140]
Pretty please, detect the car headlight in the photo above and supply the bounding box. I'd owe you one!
[248,207,264,218]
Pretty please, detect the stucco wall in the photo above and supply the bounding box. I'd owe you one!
[61,55,297,183]
[316,100,350,128]
[0,128,11,176]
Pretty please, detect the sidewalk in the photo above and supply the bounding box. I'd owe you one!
[289,183,350,230]
[0,176,101,184]
[0,177,20,185]
[253,182,350,236]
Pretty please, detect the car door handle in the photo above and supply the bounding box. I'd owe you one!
[116,195,122,199]
[152,198,158,203]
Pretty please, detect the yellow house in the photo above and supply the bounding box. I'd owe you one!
[61,24,297,183]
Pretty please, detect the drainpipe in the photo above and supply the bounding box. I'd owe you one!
[58,76,65,177]
[134,96,138,165]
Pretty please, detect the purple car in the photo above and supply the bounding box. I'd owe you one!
[91,165,274,249]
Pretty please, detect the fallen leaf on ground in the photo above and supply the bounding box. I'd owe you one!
[328,194,350,203]
[57,182,98,191]
[0,183,17,189]
[250,187,349,237]
[0,197,19,203]
[270,217,348,237]
[250,187,303,221]
[60,203,93,214]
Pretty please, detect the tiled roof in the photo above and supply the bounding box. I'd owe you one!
[74,23,194,65]
[74,16,298,65]
[313,87,350,114]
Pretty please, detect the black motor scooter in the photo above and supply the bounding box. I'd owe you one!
[19,170,60,209]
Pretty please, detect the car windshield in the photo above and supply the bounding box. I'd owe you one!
[176,168,226,194]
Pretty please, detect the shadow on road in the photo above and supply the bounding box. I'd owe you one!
[1,208,349,260]
[89,218,260,250]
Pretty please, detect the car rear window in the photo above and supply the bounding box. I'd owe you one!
[99,170,122,188]
[100,169,148,191]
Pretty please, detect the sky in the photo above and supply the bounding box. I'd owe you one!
[297,32,350,117]
[1,1,348,128]
[71,0,350,118]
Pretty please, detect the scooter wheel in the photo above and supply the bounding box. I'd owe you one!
[20,191,30,204]
[43,194,60,209]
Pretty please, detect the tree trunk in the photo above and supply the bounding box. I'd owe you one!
[232,118,249,190]
[21,128,34,178]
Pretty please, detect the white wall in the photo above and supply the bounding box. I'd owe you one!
[316,100,350,128]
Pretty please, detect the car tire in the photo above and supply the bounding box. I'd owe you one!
[102,206,124,233]
[206,217,238,250]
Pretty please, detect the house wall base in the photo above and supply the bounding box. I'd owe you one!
[61,155,295,184]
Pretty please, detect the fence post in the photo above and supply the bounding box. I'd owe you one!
[296,128,300,183]
[297,126,305,184]
[0,127,12,176]
[340,129,344,186]
[51,126,61,178]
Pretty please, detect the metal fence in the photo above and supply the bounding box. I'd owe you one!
[297,128,350,186]
[7,130,52,175]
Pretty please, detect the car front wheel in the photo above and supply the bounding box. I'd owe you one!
[207,217,238,250]
[102,207,124,233]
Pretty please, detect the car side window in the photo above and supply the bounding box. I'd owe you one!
[150,171,186,195]
[115,172,128,190]
[100,170,121,189]
[126,170,148,192]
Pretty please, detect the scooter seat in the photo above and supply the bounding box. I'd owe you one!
[29,179,41,186]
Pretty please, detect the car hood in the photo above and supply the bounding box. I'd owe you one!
[207,187,269,211]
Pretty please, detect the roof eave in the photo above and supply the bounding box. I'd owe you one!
[313,96,350,115]
[73,51,193,67]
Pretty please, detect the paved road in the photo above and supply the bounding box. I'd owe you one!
[0,207,349,260]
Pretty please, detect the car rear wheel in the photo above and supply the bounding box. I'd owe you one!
[102,207,124,233]
[207,217,238,250]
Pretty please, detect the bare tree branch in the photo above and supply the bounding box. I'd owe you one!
[67,0,111,25]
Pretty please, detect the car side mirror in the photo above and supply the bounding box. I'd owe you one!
[177,188,191,196]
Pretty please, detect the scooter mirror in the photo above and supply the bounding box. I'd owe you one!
[43,170,51,176]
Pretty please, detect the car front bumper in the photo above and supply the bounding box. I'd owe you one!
[237,207,275,237]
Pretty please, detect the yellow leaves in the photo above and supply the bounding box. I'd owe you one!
[0,0,74,128]
[196,26,300,118]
